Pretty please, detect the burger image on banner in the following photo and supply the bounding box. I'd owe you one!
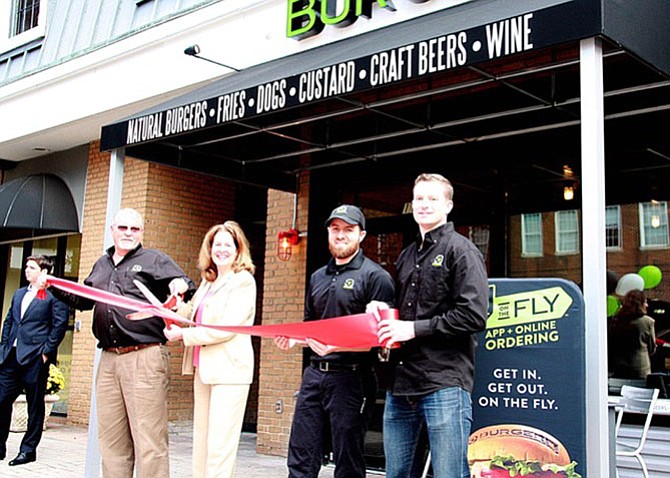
[468,424,581,477]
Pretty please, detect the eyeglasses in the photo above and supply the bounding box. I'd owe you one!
[116,225,142,233]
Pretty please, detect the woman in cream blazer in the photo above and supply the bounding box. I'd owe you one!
[164,221,256,478]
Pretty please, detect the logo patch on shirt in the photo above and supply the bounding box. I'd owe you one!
[131,265,142,272]
[432,255,444,267]
[343,278,355,290]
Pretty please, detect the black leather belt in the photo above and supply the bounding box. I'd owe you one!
[311,361,360,372]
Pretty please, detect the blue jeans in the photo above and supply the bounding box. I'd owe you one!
[383,387,472,478]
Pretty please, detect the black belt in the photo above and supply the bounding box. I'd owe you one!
[311,361,362,372]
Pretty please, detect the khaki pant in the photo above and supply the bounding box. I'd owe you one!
[96,345,170,478]
[193,371,249,478]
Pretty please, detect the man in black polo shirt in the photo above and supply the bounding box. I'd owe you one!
[275,205,395,478]
[51,208,196,477]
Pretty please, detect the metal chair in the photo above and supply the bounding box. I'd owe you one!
[614,385,659,478]
[421,451,431,478]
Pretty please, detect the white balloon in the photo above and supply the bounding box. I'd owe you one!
[615,273,645,296]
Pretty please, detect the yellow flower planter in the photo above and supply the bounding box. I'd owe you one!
[10,394,60,432]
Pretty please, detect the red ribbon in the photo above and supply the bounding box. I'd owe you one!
[46,276,395,349]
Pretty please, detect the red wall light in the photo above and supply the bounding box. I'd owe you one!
[277,229,300,261]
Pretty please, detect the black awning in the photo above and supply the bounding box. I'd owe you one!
[101,1,602,150]
[98,0,670,195]
[0,174,79,231]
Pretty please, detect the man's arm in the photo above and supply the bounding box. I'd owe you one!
[41,296,70,359]
[153,252,197,301]
[50,287,95,311]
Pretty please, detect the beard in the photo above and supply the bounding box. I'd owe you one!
[329,241,359,261]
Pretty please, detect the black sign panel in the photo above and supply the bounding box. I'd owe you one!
[101,1,596,151]
[472,278,586,477]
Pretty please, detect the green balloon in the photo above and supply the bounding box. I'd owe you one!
[607,295,620,317]
[638,265,662,289]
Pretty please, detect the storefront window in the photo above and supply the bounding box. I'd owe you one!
[555,210,579,254]
[521,213,543,257]
[0,233,81,416]
[639,201,669,249]
[2,244,25,319]
[51,234,81,414]
[606,205,622,250]
[32,236,57,257]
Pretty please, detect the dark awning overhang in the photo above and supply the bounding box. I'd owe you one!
[0,174,79,234]
[99,0,670,197]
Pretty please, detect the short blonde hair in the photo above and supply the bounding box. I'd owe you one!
[414,173,454,200]
[112,208,144,228]
[198,221,255,281]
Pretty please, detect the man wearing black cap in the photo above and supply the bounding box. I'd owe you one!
[275,204,395,478]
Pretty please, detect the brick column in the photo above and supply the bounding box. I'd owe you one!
[256,174,309,455]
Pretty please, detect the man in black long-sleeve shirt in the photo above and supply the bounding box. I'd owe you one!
[369,174,488,478]
[52,208,195,478]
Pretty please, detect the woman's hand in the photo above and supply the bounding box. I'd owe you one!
[163,324,184,341]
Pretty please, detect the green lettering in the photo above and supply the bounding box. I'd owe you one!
[287,0,398,40]
[357,0,395,17]
[321,0,356,27]
[287,0,324,40]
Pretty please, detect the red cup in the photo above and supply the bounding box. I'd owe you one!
[379,308,401,349]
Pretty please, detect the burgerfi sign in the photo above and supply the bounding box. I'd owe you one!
[287,0,437,40]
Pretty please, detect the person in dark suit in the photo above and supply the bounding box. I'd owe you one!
[0,255,69,466]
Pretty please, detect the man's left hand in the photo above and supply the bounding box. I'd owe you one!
[306,338,337,357]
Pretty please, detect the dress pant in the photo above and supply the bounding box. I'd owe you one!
[192,371,249,478]
[0,348,49,454]
[287,364,376,478]
[96,345,170,478]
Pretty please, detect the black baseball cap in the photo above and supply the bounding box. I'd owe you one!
[325,204,366,229]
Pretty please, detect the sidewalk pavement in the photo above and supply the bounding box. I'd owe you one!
[3,420,383,477]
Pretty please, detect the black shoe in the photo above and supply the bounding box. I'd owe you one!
[8,451,36,466]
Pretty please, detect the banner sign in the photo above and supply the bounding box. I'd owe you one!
[470,279,586,477]
[101,1,589,151]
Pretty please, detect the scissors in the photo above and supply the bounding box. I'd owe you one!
[129,280,181,322]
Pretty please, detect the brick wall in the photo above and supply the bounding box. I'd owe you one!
[508,212,582,285]
[508,205,670,299]
[256,174,310,455]
[67,142,236,424]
